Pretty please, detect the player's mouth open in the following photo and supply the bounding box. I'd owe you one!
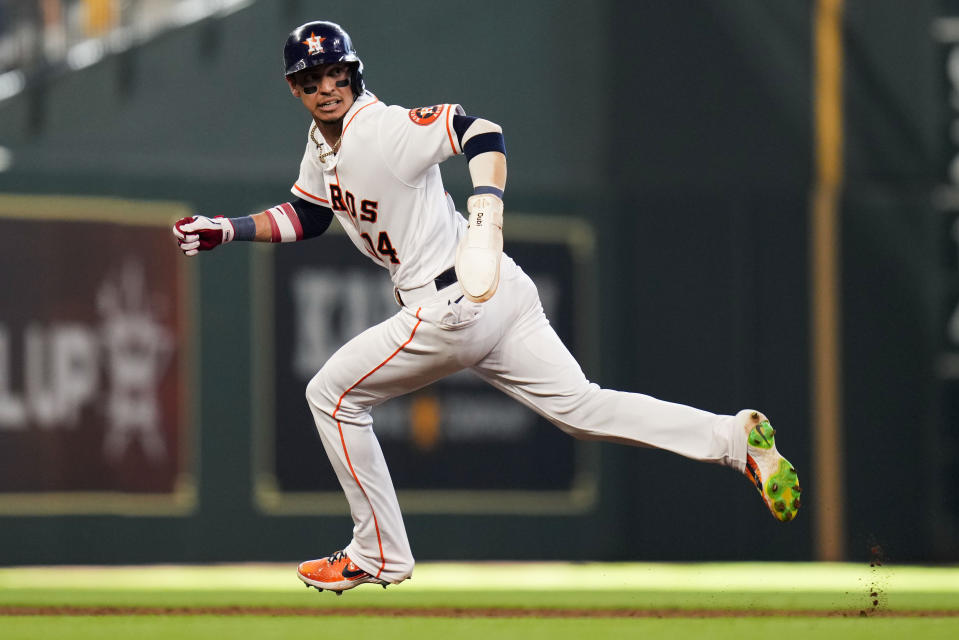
[318,99,341,110]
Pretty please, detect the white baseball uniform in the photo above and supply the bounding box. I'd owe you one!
[292,91,749,583]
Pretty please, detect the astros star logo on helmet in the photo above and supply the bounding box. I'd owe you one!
[302,32,326,54]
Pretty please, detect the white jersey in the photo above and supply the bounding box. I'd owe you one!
[291,92,467,290]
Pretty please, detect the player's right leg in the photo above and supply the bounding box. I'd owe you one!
[300,304,468,591]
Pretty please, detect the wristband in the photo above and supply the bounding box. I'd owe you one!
[229,216,256,241]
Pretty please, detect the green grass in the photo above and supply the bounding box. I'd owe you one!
[1,563,958,639]
[2,617,959,640]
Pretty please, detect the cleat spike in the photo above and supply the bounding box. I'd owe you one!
[382,583,388,589]
[794,485,801,493]
[750,411,759,420]
[775,500,786,512]
[793,498,801,509]
[770,482,778,492]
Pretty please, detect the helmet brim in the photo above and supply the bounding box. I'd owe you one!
[284,53,361,77]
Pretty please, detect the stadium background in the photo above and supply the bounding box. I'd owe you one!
[0,0,954,568]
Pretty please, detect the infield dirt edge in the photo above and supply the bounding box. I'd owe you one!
[2,606,957,618]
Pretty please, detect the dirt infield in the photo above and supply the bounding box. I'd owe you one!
[2,606,957,618]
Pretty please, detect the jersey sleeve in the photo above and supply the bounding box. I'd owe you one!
[378,103,466,185]
[290,141,331,206]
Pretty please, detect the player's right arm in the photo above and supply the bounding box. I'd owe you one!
[172,198,334,256]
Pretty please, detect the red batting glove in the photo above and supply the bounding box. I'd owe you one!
[172,215,235,256]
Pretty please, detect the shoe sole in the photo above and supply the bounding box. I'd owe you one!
[297,571,387,595]
[745,420,801,522]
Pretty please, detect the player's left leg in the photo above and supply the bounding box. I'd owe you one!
[474,313,746,466]
[471,260,800,521]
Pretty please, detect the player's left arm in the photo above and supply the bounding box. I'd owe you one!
[173,198,333,256]
[452,114,507,302]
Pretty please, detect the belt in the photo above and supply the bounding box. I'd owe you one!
[394,266,458,307]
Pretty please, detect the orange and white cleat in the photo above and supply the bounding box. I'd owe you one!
[740,410,801,522]
[297,550,388,594]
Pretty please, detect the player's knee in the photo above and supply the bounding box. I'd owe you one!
[304,368,337,417]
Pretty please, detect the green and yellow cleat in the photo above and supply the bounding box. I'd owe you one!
[741,410,801,522]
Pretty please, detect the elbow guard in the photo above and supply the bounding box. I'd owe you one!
[455,194,504,303]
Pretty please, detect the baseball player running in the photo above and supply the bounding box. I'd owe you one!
[173,21,801,594]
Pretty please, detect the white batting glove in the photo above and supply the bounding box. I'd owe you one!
[455,194,504,302]
[172,215,235,256]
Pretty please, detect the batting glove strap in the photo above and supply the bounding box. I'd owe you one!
[455,194,504,302]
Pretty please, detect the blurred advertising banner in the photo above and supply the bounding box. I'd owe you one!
[0,195,195,514]
[254,215,598,515]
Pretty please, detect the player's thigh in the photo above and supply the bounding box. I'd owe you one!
[307,309,463,414]
[471,309,593,421]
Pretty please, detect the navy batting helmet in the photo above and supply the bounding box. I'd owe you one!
[283,21,364,95]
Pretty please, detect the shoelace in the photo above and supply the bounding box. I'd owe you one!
[326,550,348,563]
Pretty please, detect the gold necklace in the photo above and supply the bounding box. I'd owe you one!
[311,123,342,161]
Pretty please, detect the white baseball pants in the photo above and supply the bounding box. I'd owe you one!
[304,255,748,583]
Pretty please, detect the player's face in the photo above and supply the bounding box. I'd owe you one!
[287,63,355,125]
